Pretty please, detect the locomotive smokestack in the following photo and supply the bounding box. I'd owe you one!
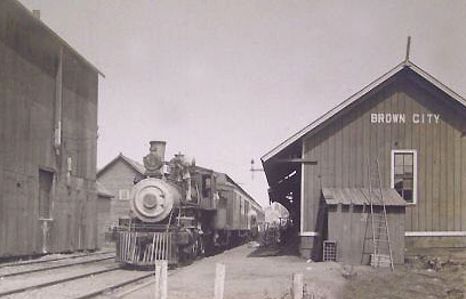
[143,140,166,177]
[149,140,166,162]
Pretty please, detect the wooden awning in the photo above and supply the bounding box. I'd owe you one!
[322,187,407,206]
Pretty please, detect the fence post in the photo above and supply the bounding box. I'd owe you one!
[291,272,304,299]
[161,260,168,299]
[154,261,161,299]
[214,263,226,299]
[154,260,161,299]
[155,261,168,299]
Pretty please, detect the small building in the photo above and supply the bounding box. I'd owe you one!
[0,0,103,257]
[262,58,466,262]
[97,153,145,230]
[96,182,113,248]
[323,188,406,264]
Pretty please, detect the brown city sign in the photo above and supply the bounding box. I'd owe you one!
[370,113,440,124]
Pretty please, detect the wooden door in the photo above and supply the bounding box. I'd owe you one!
[39,169,53,219]
[39,169,53,253]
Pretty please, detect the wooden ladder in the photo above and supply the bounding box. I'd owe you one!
[367,158,394,271]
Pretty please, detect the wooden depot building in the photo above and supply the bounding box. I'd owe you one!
[262,58,466,263]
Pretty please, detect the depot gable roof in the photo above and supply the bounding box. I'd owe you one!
[261,60,466,163]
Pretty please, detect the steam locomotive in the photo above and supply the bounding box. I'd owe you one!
[116,141,262,267]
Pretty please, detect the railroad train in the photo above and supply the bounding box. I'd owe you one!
[116,141,263,267]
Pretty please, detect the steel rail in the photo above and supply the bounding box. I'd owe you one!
[73,272,154,299]
[0,266,121,297]
[75,265,181,298]
[0,251,115,269]
[113,276,157,298]
[112,267,180,298]
[0,255,115,278]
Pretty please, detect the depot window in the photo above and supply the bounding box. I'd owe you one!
[391,150,417,204]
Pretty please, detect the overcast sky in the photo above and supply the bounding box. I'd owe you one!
[18,0,466,207]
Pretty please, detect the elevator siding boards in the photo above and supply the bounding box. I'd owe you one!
[0,0,103,257]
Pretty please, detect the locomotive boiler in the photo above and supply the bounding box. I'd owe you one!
[116,141,261,267]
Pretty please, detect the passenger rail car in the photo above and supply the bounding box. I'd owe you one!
[116,141,262,267]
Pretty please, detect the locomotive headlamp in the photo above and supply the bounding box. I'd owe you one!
[143,193,158,209]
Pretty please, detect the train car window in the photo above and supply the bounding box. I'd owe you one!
[191,182,200,203]
[240,197,245,215]
[202,175,211,197]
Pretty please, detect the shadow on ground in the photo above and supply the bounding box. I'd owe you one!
[247,239,300,257]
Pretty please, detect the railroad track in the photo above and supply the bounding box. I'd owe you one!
[0,251,115,269]
[74,266,181,299]
[73,272,155,299]
[0,254,115,278]
[0,266,161,299]
[0,255,182,299]
[0,264,181,298]
[0,265,121,297]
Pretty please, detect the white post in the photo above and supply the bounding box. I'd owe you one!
[155,261,168,299]
[154,261,161,299]
[160,260,168,299]
[214,263,226,299]
[291,272,304,299]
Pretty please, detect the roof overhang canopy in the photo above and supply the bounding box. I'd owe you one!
[261,140,304,214]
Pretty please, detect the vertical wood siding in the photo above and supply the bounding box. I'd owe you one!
[0,4,98,257]
[302,74,466,235]
[328,207,405,265]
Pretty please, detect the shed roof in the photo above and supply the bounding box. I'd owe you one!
[97,153,145,177]
[322,187,407,207]
[261,60,466,163]
[96,181,114,198]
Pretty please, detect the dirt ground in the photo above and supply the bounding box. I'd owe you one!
[344,248,466,299]
[2,244,463,298]
[124,244,465,299]
[125,243,347,299]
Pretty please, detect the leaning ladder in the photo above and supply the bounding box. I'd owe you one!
[368,158,394,271]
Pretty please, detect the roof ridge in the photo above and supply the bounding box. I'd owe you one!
[118,154,145,174]
[261,59,466,162]
[11,0,105,77]
[97,153,145,177]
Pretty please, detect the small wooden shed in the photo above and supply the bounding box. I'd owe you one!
[322,187,406,265]
[96,182,114,248]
